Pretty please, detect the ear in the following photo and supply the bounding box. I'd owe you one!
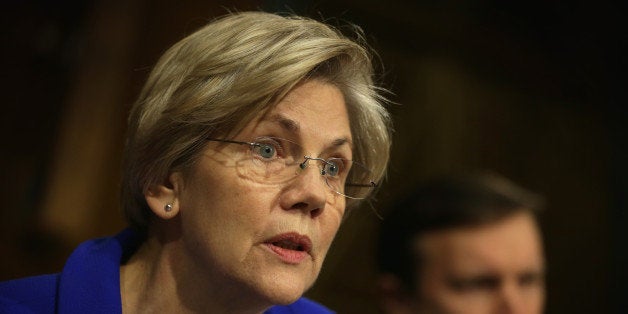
[145,172,184,220]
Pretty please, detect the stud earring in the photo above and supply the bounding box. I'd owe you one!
[164,204,173,212]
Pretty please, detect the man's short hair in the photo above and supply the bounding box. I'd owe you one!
[377,172,543,292]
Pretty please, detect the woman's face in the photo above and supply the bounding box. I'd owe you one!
[172,80,352,306]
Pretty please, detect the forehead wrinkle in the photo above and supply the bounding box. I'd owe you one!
[265,113,352,156]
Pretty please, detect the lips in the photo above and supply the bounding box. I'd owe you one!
[264,232,312,264]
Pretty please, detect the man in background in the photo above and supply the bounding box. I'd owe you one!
[377,173,546,314]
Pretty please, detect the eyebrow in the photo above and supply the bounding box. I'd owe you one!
[268,113,353,149]
[331,137,352,149]
[270,114,300,133]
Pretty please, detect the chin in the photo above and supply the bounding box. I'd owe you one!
[255,273,314,305]
[266,290,304,306]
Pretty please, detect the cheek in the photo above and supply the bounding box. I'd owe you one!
[315,208,344,254]
[179,175,275,264]
[523,284,545,309]
[320,221,340,245]
[179,163,262,233]
[191,178,271,229]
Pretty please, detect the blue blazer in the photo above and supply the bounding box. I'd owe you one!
[0,229,333,314]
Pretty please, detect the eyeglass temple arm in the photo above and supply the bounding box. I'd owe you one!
[206,138,257,146]
[345,182,378,188]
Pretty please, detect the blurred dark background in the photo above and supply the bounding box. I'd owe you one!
[1,1,626,313]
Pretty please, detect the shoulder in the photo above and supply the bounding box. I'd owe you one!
[0,274,58,314]
[266,297,334,314]
[0,229,137,314]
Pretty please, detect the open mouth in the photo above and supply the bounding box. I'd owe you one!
[266,232,312,253]
[272,239,307,251]
[264,232,312,264]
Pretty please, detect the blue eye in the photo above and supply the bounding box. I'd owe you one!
[253,143,276,159]
[323,159,344,177]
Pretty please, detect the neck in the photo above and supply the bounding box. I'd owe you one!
[119,223,272,314]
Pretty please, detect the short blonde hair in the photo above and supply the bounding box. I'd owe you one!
[122,11,392,233]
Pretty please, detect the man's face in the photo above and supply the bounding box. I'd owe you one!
[414,212,545,314]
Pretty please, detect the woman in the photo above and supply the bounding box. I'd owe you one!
[0,11,391,313]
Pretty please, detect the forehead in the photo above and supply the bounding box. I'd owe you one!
[242,80,352,144]
[417,212,545,274]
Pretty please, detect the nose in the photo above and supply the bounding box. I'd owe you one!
[279,160,328,218]
[496,283,526,314]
